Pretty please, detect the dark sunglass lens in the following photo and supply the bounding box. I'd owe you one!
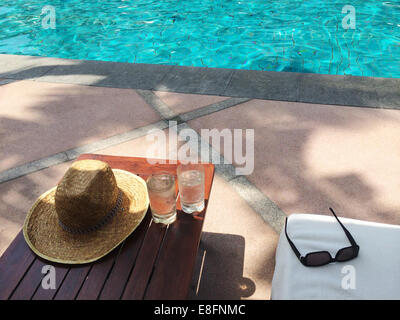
[305,252,332,266]
[336,247,357,261]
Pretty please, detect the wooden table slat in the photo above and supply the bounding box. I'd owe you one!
[10,258,44,300]
[75,244,123,300]
[0,232,36,300]
[53,265,91,300]
[144,207,207,300]
[121,221,167,300]
[99,211,152,300]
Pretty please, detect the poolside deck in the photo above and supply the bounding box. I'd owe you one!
[1,54,400,299]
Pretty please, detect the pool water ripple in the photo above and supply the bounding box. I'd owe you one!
[0,0,399,77]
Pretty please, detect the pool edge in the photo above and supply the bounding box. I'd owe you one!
[1,54,399,109]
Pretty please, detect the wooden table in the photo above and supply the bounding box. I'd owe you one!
[0,154,215,300]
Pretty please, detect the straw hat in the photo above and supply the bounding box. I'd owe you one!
[23,159,149,264]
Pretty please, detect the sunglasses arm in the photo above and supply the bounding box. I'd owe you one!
[329,208,359,247]
[284,218,303,261]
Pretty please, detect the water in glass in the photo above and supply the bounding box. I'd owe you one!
[177,164,205,214]
[147,172,177,224]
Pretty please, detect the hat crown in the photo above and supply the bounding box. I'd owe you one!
[55,160,119,231]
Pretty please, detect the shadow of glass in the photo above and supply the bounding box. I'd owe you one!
[188,231,256,300]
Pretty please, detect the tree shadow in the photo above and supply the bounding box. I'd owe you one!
[188,232,256,300]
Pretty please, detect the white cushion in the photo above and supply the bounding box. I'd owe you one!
[271,213,400,299]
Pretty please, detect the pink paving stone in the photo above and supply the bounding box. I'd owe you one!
[95,127,184,160]
[154,91,229,114]
[0,80,160,172]
[188,99,400,225]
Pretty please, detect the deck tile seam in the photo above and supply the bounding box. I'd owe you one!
[0,96,249,184]
[0,121,168,184]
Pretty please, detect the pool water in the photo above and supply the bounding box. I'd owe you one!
[0,0,399,77]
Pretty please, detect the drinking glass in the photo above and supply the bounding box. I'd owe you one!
[146,172,177,225]
[177,163,205,214]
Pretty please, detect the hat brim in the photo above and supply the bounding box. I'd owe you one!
[23,169,149,264]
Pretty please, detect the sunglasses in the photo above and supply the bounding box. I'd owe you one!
[285,208,360,267]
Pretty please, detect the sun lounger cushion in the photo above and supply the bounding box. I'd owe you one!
[271,213,400,299]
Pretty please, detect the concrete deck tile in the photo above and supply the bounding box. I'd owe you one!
[154,91,229,115]
[373,77,400,109]
[0,54,72,80]
[188,99,400,225]
[179,97,251,123]
[224,69,300,101]
[0,80,160,172]
[94,127,183,160]
[37,59,174,89]
[297,74,382,108]
[155,65,234,95]
[0,79,16,85]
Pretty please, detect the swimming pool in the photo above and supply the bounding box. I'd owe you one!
[0,0,399,78]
